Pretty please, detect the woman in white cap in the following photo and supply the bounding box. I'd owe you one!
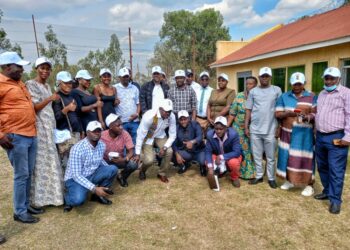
[93,68,119,129]
[71,70,103,132]
[25,57,64,208]
[207,73,235,126]
[275,72,316,196]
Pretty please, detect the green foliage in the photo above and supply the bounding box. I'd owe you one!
[0,9,22,55]
[149,8,230,78]
[78,34,124,83]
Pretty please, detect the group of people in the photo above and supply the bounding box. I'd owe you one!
[0,50,349,244]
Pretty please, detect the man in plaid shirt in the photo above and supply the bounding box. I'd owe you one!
[168,70,197,120]
[63,121,118,212]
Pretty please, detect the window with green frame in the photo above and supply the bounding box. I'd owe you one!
[287,65,305,91]
[272,68,286,92]
[312,61,328,94]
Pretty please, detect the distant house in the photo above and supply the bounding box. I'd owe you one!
[210,4,350,94]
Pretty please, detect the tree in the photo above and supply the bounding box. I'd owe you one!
[0,9,22,55]
[149,9,230,77]
[78,34,124,82]
[39,25,68,67]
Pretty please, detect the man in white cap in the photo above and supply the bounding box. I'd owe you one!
[114,67,140,144]
[195,71,213,134]
[134,99,176,183]
[275,72,316,197]
[173,110,206,175]
[245,66,282,188]
[63,121,118,212]
[313,67,350,214]
[101,114,138,187]
[205,116,242,188]
[168,69,197,120]
[185,69,201,92]
[0,52,42,226]
[140,65,170,114]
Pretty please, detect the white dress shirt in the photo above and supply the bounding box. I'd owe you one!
[135,109,176,155]
[195,86,213,118]
[152,84,165,110]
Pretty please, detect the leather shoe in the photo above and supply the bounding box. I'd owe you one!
[157,174,169,183]
[117,176,128,187]
[0,234,6,245]
[249,178,263,185]
[91,194,112,205]
[177,164,188,174]
[28,206,45,215]
[63,205,73,213]
[314,193,328,200]
[14,213,39,224]
[139,170,146,181]
[268,180,277,189]
[329,203,341,214]
[232,179,240,188]
[199,165,207,177]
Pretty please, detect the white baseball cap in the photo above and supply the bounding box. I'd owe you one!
[75,70,93,80]
[35,57,52,68]
[159,99,173,112]
[0,51,30,66]
[118,67,130,77]
[174,70,186,78]
[290,72,305,85]
[105,113,120,128]
[178,110,189,118]
[323,67,341,78]
[200,71,210,78]
[99,68,112,76]
[152,66,162,74]
[214,116,227,126]
[259,67,272,76]
[56,71,73,83]
[218,73,229,81]
[86,121,103,132]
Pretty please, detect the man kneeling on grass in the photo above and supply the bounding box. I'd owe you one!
[63,121,118,212]
[206,116,242,188]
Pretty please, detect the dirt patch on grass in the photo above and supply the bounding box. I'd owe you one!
[0,149,349,249]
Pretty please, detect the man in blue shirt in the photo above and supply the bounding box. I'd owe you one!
[172,110,206,176]
[114,67,140,144]
[63,121,118,212]
[206,116,242,188]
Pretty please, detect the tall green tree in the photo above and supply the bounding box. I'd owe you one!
[0,9,22,55]
[78,34,124,82]
[149,8,230,77]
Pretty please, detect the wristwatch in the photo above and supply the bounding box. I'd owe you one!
[163,146,168,151]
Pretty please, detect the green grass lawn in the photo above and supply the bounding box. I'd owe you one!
[0,149,349,249]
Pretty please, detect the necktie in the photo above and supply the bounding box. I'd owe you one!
[199,87,206,114]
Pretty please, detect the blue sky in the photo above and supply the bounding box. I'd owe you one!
[0,0,340,74]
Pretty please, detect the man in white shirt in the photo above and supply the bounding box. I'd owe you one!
[185,69,201,92]
[195,71,213,134]
[134,99,176,183]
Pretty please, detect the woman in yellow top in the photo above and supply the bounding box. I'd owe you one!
[207,73,235,126]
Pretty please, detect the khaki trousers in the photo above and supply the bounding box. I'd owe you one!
[141,137,173,176]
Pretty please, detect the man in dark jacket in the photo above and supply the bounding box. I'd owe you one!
[140,66,170,114]
[206,116,242,187]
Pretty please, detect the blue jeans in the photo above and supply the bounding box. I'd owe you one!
[122,122,139,145]
[6,134,37,215]
[113,160,138,179]
[174,149,205,167]
[316,131,349,205]
[64,165,118,207]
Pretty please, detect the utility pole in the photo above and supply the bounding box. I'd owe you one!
[32,15,40,58]
[192,32,196,77]
[128,27,133,76]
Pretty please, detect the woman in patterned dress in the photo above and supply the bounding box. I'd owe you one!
[228,76,257,180]
[26,57,64,207]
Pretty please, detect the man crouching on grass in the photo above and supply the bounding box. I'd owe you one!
[63,121,118,212]
[206,116,242,188]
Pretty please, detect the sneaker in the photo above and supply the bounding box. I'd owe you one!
[280,181,294,190]
[301,185,314,197]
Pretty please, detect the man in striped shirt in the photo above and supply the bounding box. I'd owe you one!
[313,67,350,214]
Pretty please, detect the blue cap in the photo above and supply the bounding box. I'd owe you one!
[56,71,73,85]
[75,69,93,80]
[0,51,30,66]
